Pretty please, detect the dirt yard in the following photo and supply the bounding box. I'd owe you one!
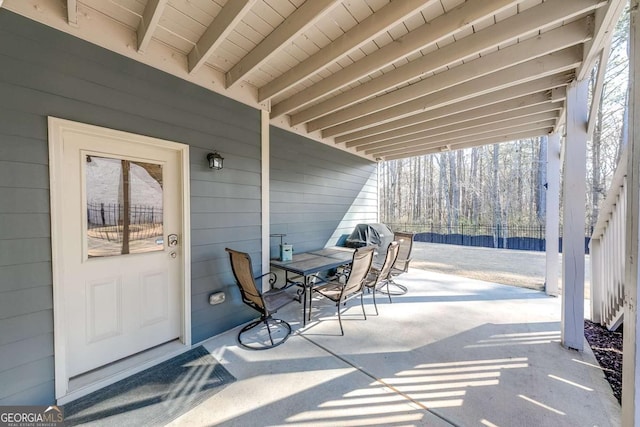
[410,242,591,296]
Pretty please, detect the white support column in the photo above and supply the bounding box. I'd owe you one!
[545,133,561,296]
[561,79,588,351]
[622,1,640,423]
[261,110,270,287]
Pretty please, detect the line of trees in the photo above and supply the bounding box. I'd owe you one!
[380,7,629,235]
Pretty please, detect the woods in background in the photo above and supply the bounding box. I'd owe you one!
[380,6,629,239]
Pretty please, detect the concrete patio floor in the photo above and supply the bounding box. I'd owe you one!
[169,269,620,427]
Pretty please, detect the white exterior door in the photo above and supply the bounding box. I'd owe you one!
[52,120,186,378]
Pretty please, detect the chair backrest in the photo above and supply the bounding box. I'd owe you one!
[342,246,375,297]
[378,241,400,281]
[393,232,414,272]
[225,248,264,312]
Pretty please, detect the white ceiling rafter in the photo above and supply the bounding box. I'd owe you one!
[351,101,562,150]
[383,127,554,160]
[225,0,341,88]
[271,0,522,118]
[288,0,602,125]
[137,0,169,53]
[2,0,627,161]
[188,0,257,75]
[366,112,560,156]
[304,18,591,132]
[319,46,583,137]
[258,0,441,103]
[336,82,567,144]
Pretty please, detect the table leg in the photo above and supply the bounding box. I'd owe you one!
[303,276,308,327]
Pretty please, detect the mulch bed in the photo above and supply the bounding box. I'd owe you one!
[584,319,623,404]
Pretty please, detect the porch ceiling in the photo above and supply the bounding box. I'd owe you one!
[3,0,625,160]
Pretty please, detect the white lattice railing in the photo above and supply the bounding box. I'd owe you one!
[590,150,627,331]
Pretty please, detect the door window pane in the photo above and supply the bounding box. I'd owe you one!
[86,156,164,257]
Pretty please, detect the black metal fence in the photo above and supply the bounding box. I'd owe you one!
[387,223,592,253]
[87,202,162,242]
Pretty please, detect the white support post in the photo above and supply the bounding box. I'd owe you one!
[261,110,270,287]
[622,0,640,423]
[561,79,588,351]
[590,237,602,324]
[545,133,561,296]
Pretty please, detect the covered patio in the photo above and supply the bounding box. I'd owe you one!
[0,0,637,424]
[168,268,619,426]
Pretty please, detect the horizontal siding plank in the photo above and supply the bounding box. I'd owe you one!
[0,332,53,373]
[190,213,260,230]
[0,134,48,165]
[0,262,52,293]
[0,161,49,190]
[190,198,260,214]
[0,214,50,239]
[190,182,261,200]
[0,286,52,320]
[0,380,54,405]
[0,188,50,213]
[0,238,51,266]
[0,310,53,346]
[190,225,261,246]
[0,357,54,400]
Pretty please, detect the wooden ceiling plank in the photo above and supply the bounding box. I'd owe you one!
[383,127,553,160]
[225,0,341,88]
[271,0,520,118]
[287,0,602,123]
[320,48,580,138]
[303,16,591,130]
[366,113,559,155]
[350,100,561,149]
[258,0,439,102]
[335,82,560,143]
[188,0,257,74]
[137,0,170,53]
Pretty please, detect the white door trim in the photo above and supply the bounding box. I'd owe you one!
[48,117,192,401]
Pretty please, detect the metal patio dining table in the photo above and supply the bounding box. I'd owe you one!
[270,247,355,326]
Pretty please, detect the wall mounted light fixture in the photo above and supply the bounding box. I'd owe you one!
[207,152,224,170]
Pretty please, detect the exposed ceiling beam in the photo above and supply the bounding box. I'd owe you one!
[225,0,340,88]
[188,0,256,75]
[578,0,626,80]
[306,19,590,132]
[353,102,562,151]
[368,115,558,157]
[320,46,582,137]
[383,127,554,161]
[336,80,567,143]
[66,0,77,27]
[258,0,439,102]
[269,0,520,117]
[289,0,601,124]
[137,0,169,53]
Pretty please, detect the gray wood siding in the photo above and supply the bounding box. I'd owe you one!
[0,10,260,404]
[270,128,378,257]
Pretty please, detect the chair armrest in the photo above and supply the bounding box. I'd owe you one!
[256,271,278,288]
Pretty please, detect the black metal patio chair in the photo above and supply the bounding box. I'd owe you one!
[383,231,415,295]
[226,248,300,350]
[365,240,400,314]
[309,246,375,335]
